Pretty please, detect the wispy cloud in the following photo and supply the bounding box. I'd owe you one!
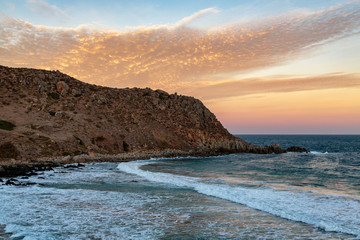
[175,7,220,27]
[26,0,69,20]
[185,73,360,100]
[0,3,360,94]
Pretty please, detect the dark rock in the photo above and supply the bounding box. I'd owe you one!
[5,180,19,186]
[286,146,309,153]
[22,78,28,86]
[24,182,37,186]
[38,80,47,93]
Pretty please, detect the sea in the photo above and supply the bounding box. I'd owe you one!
[0,135,359,240]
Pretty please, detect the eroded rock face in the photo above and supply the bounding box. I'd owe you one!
[0,65,305,160]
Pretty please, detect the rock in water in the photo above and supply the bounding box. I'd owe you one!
[286,146,309,153]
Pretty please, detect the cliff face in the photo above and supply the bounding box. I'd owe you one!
[0,65,255,160]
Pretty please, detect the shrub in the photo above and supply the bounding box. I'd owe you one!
[0,120,16,131]
[73,150,82,155]
[48,92,60,100]
[40,150,53,157]
[96,136,105,142]
[74,136,85,146]
[123,141,129,152]
[62,152,71,156]
[0,142,20,158]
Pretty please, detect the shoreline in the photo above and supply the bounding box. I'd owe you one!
[0,149,220,178]
[0,144,309,179]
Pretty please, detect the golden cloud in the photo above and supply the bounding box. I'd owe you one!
[185,73,360,100]
[1,2,360,93]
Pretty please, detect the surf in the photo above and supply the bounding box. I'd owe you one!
[117,159,360,237]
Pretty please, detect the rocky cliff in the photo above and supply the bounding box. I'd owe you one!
[0,65,305,161]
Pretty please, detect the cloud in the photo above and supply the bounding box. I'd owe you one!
[26,0,69,20]
[175,7,220,27]
[184,73,360,100]
[0,3,360,92]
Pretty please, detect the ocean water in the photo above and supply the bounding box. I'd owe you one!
[0,135,359,239]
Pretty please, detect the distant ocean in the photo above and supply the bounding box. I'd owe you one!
[0,135,359,239]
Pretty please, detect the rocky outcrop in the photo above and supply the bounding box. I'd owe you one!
[286,146,309,153]
[0,65,307,162]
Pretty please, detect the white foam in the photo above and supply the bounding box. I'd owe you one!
[117,160,360,238]
[310,151,329,155]
[0,164,174,239]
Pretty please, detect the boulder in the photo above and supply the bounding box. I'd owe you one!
[286,146,309,153]
[38,81,47,93]
[55,111,64,118]
[91,94,109,105]
[71,88,82,97]
[56,81,69,96]
[44,113,51,119]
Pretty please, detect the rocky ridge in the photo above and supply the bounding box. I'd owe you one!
[0,65,307,169]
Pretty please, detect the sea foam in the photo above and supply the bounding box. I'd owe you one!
[117,160,360,238]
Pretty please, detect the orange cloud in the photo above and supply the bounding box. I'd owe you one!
[185,73,360,100]
[1,2,360,92]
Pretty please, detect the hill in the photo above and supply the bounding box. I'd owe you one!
[0,65,305,164]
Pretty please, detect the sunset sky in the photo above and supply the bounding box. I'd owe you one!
[1,0,359,134]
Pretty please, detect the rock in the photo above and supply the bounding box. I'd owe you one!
[91,94,109,104]
[55,111,64,118]
[24,182,37,186]
[71,88,82,97]
[155,89,169,96]
[56,81,69,96]
[267,144,286,154]
[38,81,47,93]
[38,72,45,80]
[22,78,28,86]
[44,113,51,119]
[286,146,309,153]
[26,104,32,112]
[5,179,19,186]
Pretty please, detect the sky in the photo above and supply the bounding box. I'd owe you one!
[0,0,359,134]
